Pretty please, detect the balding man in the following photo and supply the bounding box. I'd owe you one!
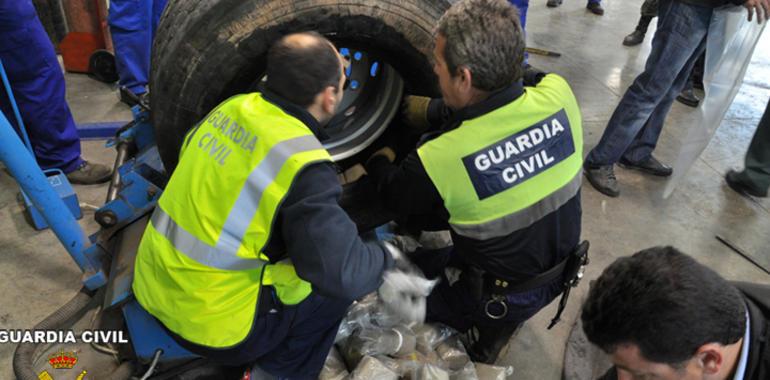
[132,32,394,378]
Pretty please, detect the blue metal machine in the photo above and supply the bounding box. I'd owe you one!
[0,59,82,230]
[0,100,198,370]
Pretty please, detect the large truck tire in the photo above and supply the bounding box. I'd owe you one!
[150,0,450,170]
[150,0,451,230]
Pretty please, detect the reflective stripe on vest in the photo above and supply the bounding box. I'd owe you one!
[418,74,583,240]
[150,134,323,270]
[133,93,331,348]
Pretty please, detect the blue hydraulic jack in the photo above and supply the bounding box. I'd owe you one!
[1,102,201,379]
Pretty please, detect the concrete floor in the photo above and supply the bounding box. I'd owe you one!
[1,0,769,379]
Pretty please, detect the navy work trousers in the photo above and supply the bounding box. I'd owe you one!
[411,246,563,335]
[175,287,351,380]
[0,0,82,172]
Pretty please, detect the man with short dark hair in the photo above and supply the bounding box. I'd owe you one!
[133,32,400,378]
[582,246,770,380]
[366,0,584,363]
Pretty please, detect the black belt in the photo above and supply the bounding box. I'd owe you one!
[482,241,590,328]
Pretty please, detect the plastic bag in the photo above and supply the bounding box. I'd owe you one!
[349,356,400,380]
[379,270,438,326]
[450,362,479,380]
[319,346,349,380]
[473,363,514,380]
[413,364,450,380]
[414,324,456,354]
[435,337,471,371]
[664,6,767,197]
[336,293,379,343]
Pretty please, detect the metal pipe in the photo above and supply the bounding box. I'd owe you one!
[106,142,130,202]
[0,112,94,274]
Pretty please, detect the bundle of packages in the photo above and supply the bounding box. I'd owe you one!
[319,293,514,380]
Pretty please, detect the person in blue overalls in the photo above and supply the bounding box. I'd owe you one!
[0,0,112,184]
[108,0,168,105]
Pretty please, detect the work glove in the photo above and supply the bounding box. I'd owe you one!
[338,163,367,185]
[402,95,432,133]
[367,146,396,164]
[378,242,438,326]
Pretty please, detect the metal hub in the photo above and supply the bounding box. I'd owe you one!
[324,47,404,161]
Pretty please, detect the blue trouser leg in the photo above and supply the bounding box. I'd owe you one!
[586,0,712,166]
[508,0,529,63]
[109,0,167,95]
[152,0,167,34]
[0,1,82,172]
[623,38,706,163]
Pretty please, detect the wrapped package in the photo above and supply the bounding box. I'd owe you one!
[371,302,405,328]
[474,363,514,380]
[319,346,349,380]
[375,355,422,378]
[413,364,450,380]
[337,293,380,343]
[341,326,418,368]
[414,323,455,354]
[349,356,400,380]
[435,337,471,371]
[450,362,479,380]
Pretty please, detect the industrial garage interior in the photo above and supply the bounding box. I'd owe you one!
[0,0,769,379]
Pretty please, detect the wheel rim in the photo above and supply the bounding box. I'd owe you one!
[323,47,404,161]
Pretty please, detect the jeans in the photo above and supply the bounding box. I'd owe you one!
[586,0,712,166]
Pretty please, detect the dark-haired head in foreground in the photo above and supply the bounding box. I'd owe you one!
[265,32,345,125]
[581,246,747,380]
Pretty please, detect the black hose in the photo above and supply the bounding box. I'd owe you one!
[12,287,93,380]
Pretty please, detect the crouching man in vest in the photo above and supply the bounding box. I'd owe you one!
[366,0,585,363]
[132,33,404,379]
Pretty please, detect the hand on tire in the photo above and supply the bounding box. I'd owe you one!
[402,95,432,133]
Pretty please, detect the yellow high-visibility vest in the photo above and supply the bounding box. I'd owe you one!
[418,74,583,240]
[133,93,331,348]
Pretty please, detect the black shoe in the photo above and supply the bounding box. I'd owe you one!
[547,0,562,7]
[725,170,768,198]
[618,156,672,177]
[583,162,620,197]
[623,30,646,46]
[587,2,604,15]
[676,88,700,108]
